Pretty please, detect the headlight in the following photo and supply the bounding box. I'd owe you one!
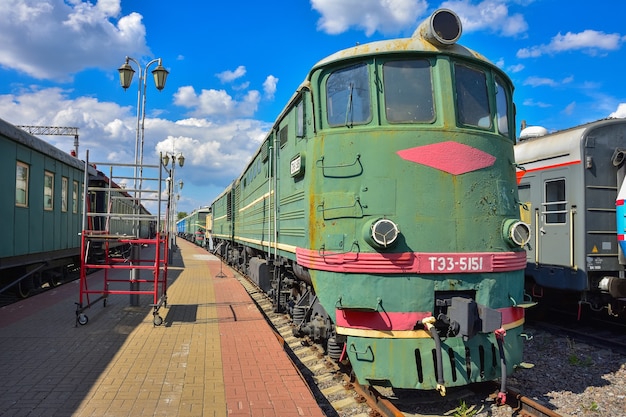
[363,218,400,248]
[503,219,531,247]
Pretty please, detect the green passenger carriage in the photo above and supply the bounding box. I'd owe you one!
[0,117,86,297]
[211,9,530,396]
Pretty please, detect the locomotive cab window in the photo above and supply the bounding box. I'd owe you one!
[454,63,491,129]
[16,161,29,207]
[326,63,371,127]
[544,179,566,224]
[495,76,510,137]
[383,59,434,123]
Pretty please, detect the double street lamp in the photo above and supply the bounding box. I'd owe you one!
[161,152,185,262]
[118,57,169,194]
[118,56,169,305]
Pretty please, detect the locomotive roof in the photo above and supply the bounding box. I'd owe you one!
[309,9,509,84]
[515,118,626,165]
[311,36,492,71]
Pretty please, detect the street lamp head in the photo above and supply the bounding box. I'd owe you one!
[118,58,135,90]
[179,180,184,189]
[152,59,169,91]
[162,154,170,167]
[177,154,185,167]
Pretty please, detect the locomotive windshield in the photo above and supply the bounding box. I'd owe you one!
[323,58,513,139]
[454,63,491,129]
[326,63,371,127]
[383,59,434,123]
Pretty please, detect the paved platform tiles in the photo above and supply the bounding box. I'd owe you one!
[0,240,326,417]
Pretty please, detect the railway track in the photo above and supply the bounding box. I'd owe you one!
[528,310,626,356]
[228,264,564,417]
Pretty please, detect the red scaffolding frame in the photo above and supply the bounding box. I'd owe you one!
[75,153,173,326]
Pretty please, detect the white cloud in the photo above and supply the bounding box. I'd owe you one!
[0,0,149,80]
[311,0,427,36]
[523,77,558,87]
[562,102,576,116]
[440,0,528,36]
[517,30,625,58]
[173,86,261,118]
[507,63,525,73]
[523,98,551,108]
[216,66,247,83]
[522,76,573,88]
[263,75,279,100]
[609,103,626,119]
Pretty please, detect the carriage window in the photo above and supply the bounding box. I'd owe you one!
[73,181,79,213]
[44,171,54,210]
[16,161,29,207]
[454,64,491,128]
[384,59,434,123]
[495,76,510,137]
[544,179,566,224]
[61,177,68,212]
[326,63,371,127]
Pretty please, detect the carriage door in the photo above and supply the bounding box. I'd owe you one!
[539,176,571,266]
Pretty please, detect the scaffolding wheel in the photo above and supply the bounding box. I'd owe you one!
[153,315,163,326]
[77,314,88,326]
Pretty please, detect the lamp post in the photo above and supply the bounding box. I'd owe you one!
[118,56,169,306]
[161,152,184,262]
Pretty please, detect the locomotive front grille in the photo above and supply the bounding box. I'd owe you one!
[414,341,499,386]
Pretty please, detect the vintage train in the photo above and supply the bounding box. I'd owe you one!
[210,9,530,396]
[177,207,211,246]
[516,118,626,319]
[0,116,150,299]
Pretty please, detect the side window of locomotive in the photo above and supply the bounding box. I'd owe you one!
[326,63,371,127]
[544,179,566,224]
[495,76,510,137]
[454,63,491,129]
[44,171,54,210]
[16,161,29,207]
[296,100,304,138]
[383,59,434,123]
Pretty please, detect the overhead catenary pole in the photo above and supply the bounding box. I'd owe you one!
[17,125,79,156]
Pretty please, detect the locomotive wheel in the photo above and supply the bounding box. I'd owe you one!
[327,337,344,361]
[47,269,64,288]
[16,278,33,298]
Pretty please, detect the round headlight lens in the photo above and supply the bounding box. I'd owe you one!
[504,220,531,247]
[364,218,400,248]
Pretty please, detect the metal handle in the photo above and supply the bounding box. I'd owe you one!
[318,241,360,258]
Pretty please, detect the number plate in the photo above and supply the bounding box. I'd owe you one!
[423,254,492,272]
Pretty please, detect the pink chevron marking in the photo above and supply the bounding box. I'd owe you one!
[397,141,496,175]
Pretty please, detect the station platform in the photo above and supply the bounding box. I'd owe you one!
[0,239,327,417]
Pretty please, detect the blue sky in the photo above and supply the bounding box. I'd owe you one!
[2,0,625,215]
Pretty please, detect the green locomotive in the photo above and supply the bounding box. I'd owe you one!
[211,9,530,396]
